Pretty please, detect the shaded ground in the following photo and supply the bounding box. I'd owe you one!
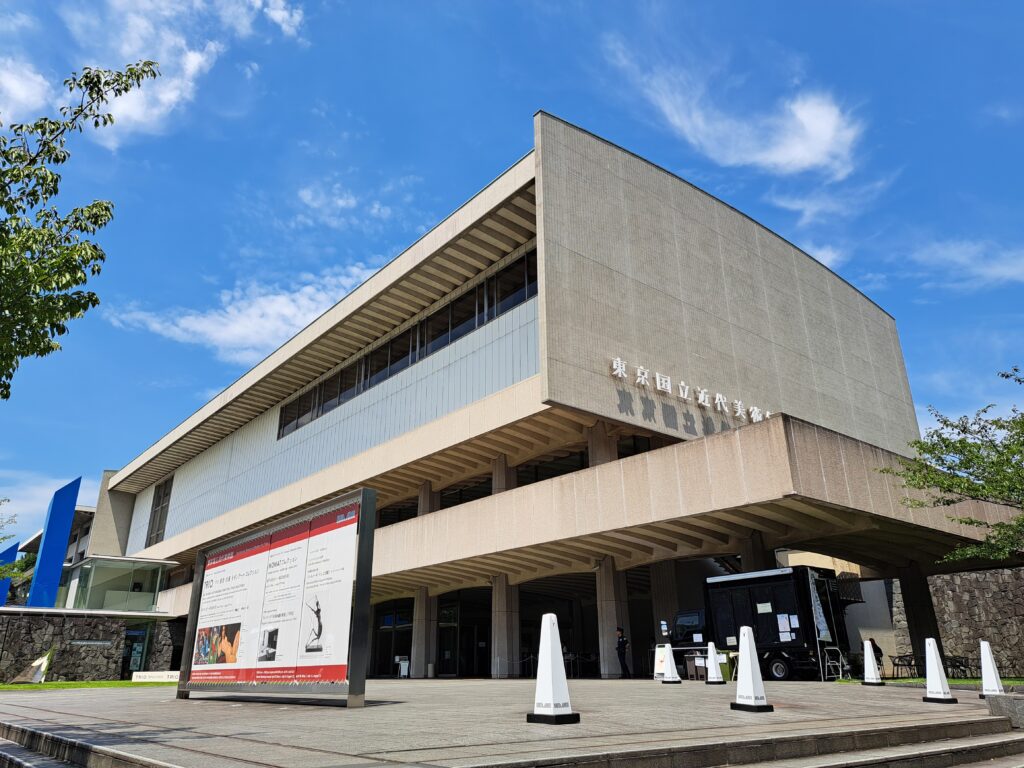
[0,679,998,768]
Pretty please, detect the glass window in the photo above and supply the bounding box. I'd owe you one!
[278,399,300,438]
[493,257,528,317]
[320,372,342,415]
[450,289,477,344]
[422,306,450,357]
[366,345,389,388]
[339,364,358,403]
[295,389,317,428]
[146,477,173,547]
[525,250,538,298]
[388,328,415,378]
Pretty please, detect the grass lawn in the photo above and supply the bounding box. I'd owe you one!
[0,680,177,692]
[838,677,1024,686]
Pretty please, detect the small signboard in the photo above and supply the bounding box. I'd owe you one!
[176,488,376,707]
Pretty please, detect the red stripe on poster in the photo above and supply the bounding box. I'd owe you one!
[269,520,312,550]
[206,535,272,570]
[307,510,359,537]
[189,665,347,685]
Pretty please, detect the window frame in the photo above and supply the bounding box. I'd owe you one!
[145,476,174,547]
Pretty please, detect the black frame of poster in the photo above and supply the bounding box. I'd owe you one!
[176,487,376,707]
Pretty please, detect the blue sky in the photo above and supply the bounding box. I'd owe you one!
[1,1,1022,542]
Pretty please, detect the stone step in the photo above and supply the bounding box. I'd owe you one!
[0,738,69,768]
[955,755,1024,768]
[0,714,1016,768]
[741,732,1024,768]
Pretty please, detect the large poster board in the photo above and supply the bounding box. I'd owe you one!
[177,489,375,705]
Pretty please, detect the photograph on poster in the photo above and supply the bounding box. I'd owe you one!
[187,501,360,686]
[193,623,241,665]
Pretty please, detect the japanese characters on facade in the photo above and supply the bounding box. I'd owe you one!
[610,356,771,423]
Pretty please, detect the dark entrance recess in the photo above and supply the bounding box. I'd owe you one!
[437,588,491,677]
[625,566,656,678]
[519,573,600,678]
[121,626,149,679]
[371,599,413,677]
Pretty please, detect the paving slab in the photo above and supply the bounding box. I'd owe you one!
[0,680,1001,768]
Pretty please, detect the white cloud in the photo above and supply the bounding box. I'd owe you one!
[766,175,894,226]
[802,242,846,269]
[910,240,1024,290]
[605,36,863,180]
[0,57,53,125]
[54,0,304,148]
[983,102,1022,124]
[107,263,379,365]
[297,181,359,229]
[0,470,101,544]
[263,0,303,37]
[0,11,36,34]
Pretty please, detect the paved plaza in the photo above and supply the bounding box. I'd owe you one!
[0,679,1009,767]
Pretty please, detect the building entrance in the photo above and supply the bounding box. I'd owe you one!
[519,573,600,678]
[437,588,490,677]
[371,599,413,677]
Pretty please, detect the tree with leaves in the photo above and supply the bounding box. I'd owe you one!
[888,367,1023,561]
[0,498,26,583]
[1,61,159,400]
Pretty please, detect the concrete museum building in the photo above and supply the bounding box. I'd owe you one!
[16,113,1020,682]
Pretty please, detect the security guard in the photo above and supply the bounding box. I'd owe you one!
[615,626,631,678]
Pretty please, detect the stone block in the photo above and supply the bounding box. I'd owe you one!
[987,694,1024,729]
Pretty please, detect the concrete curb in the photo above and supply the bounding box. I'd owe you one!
[0,715,1017,768]
[0,722,180,768]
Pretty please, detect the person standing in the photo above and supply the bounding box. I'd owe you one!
[615,627,631,679]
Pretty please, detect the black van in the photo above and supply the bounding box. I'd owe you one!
[671,566,851,680]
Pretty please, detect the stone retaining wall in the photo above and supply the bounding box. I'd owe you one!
[0,615,179,683]
[892,567,1024,676]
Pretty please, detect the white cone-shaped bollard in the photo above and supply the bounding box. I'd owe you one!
[660,644,681,684]
[705,641,726,685]
[922,637,958,704]
[862,640,885,686]
[730,626,773,712]
[526,613,580,724]
[980,640,1005,699]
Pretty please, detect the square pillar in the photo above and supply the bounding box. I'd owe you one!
[417,481,439,517]
[898,562,943,663]
[491,573,520,678]
[739,531,776,572]
[491,454,516,494]
[586,421,618,467]
[410,586,437,678]
[649,560,679,637]
[596,556,632,678]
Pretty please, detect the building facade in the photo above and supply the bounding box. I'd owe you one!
[72,113,1015,680]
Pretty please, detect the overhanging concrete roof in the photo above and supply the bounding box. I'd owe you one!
[369,414,1019,600]
[110,154,537,494]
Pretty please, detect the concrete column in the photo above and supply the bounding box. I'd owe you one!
[491,454,516,494]
[410,586,437,678]
[586,421,618,467]
[417,481,439,517]
[739,531,776,572]
[898,562,943,663]
[595,556,632,678]
[87,469,136,557]
[491,573,520,678]
[649,560,679,637]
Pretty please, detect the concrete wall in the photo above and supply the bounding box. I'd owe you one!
[88,470,137,557]
[534,113,918,456]
[126,299,540,554]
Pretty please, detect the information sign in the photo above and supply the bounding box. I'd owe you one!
[177,489,375,706]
